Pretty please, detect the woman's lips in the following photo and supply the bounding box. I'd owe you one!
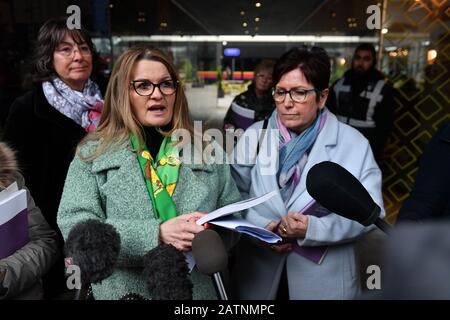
[147,105,167,115]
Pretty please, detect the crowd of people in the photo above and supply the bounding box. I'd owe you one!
[0,18,448,300]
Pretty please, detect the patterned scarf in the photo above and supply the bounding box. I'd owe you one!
[131,135,180,222]
[42,77,103,132]
[269,109,327,202]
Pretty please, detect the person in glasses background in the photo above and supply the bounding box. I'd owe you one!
[229,47,384,299]
[1,18,104,299]
[57,46,241,300]
[223,59,275,131]
[327,43,395,161]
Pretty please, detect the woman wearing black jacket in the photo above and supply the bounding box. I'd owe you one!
[2,18,104,299]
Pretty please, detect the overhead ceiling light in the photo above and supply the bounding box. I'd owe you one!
[243,22,248,27]
[382,28,388,34]
[222,41,227,46]
[255,2,262,8]
[339,58,346,66]
[255,17,260,22]
[240,11,245,15]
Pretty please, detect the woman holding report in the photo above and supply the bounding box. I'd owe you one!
[230,47,384,299]
[57,46,241,300]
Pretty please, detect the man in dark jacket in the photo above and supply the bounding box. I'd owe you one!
[328,43,394,159]
[397,120,450,222]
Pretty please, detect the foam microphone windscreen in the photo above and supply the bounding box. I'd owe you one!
[144,243,192,300]
[65,219,121,285]
[306,161,380,226]
[192,229,228,276]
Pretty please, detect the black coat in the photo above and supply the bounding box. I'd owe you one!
[2,85,86,234]
[397,120,450,222]
[327,69,395,159]
[2,85,87,297]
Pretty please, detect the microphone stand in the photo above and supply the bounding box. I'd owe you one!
[212,273,228,300]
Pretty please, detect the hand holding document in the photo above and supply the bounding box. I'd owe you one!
[196,191,282,244]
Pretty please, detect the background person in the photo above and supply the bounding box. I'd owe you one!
[327,43,394,160]
[0,142,58,300]
[1,18,104,298]
[397,120,450,222]
[223,59,275,131]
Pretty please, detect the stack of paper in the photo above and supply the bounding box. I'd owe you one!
[0,182,28,259]
[196,191,282,244]
[231,102,256,130]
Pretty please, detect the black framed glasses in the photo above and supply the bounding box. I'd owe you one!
[130,79,178,96]
[272,87,319,103]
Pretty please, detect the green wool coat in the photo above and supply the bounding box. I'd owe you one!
[57,141,241,300]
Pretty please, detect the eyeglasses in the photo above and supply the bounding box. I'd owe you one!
[130,79,178,96]
[55,44,92,58]
[256,73,272,82]
[272,87,319,103]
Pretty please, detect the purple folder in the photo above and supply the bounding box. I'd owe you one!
[231,102,255,130]
[0,188,28,259]
[292,200,330,264]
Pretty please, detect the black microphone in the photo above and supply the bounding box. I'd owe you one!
[192,229,228,300]
[306,161,391,234]
[65,219,121,286]
[143,243,193,300]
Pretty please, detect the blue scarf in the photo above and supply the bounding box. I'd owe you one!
[269,109,326,201]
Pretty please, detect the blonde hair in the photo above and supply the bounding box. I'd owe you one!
[78,46,194,161]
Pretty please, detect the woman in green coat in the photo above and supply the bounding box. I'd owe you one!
[57,46,241,300]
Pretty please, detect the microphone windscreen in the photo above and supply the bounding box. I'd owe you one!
[192,229,228,276]
[144,244,192,300]
[306,161,379,226]
[65,219,120,285]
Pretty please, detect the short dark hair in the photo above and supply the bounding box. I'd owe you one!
[32,17,98,83]
[273,46,331,102]
[354,43,377,65]
[254,59,275,75]
[353,43,377,61]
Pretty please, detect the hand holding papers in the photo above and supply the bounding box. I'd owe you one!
[196,191,282,244]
